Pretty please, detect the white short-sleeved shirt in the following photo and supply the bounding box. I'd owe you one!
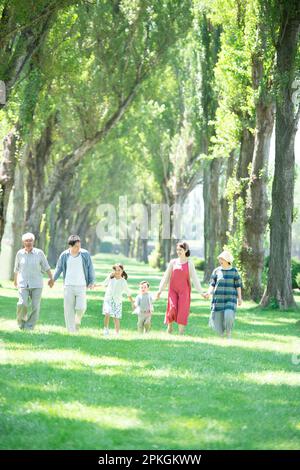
[103,276,130,303]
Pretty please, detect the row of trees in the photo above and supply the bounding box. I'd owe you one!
[0,0,299,310]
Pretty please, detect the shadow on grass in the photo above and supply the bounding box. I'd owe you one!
[1,296,300,449]
[1,254,300,449]
[0,353,299,450]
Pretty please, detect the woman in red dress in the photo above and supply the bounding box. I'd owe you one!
[156,242,203,334]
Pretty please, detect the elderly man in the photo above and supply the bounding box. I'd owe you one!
[52,235,95,333]
[14,232,54,330]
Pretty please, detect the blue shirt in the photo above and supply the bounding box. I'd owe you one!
[53,249,95,286]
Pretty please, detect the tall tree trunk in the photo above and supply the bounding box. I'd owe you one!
[120,239,131,257]
[240,16,276,302]
[25,113,56,242]
[236,128,255,182]
[170,193,182,259]
[141,239,148,263]
[203,158,221,282]
[261,2,300,309]
[242,101,275,301]
[87,226,100,256]
[71,205,92,247]
[10,163,25,278]
[129,226,136,258]
[0,161,25,280]
[47,176,75,266]
[134,228,141,260]
[199,15,221,281]
[139,201,149,263]
[231,127,255,231]
[0,125,19,246]
[47,196,62,267]
[219,152,235,249]
[156,214,166,270]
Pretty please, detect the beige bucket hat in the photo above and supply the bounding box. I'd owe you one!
[218,250,234,264]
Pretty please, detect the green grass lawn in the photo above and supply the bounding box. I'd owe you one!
[0,253,300,450]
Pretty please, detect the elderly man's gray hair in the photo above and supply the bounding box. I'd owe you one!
[22,232,35,241]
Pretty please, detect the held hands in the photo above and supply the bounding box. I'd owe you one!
[87,284,95,290]
[48,279,54,288]
[202,292,211,299]
[93,283,104,289]
[155,292,161,301]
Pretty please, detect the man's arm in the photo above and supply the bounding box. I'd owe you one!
[39,251,54,287]
[237,287,242,306]
[53,254,63,282]
[47,269,54,288]
[203,271,216,299]
[13,253,19,288]
[87,254,96,288]
[14,272,18,288]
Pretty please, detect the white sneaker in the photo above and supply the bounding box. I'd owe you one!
[103,328,109,336]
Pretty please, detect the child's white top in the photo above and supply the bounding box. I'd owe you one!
[158,258,202,294]
[103,276,131,303]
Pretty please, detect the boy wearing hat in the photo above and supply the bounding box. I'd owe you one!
[203,250,242,338]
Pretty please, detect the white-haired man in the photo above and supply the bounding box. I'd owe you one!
[13,233,54,330]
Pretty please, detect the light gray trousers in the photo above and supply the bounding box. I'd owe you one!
[210,309,235,336]
[63,285,87,333]
[17,288,43,330]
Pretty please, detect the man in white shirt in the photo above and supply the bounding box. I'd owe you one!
[14,232,54,330]
[52,235,95,333]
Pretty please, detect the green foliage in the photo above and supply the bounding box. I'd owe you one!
[267,296,279,310]
[296,273,300,289]
[206,0,256,159]
[291,259,300,289]
[224,173,248,285]
[148,243,164,270]
[192,256,205,271]
[224,195,246,278]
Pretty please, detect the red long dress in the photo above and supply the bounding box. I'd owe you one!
[165,261,191,326]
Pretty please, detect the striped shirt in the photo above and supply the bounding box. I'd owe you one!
[210,266,242,313]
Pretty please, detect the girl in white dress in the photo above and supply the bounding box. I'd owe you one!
[96,263,134,336]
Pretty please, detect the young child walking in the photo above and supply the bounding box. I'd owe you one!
[96,263,134,336]
[133,281,154,334]
[203,250,243,338]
